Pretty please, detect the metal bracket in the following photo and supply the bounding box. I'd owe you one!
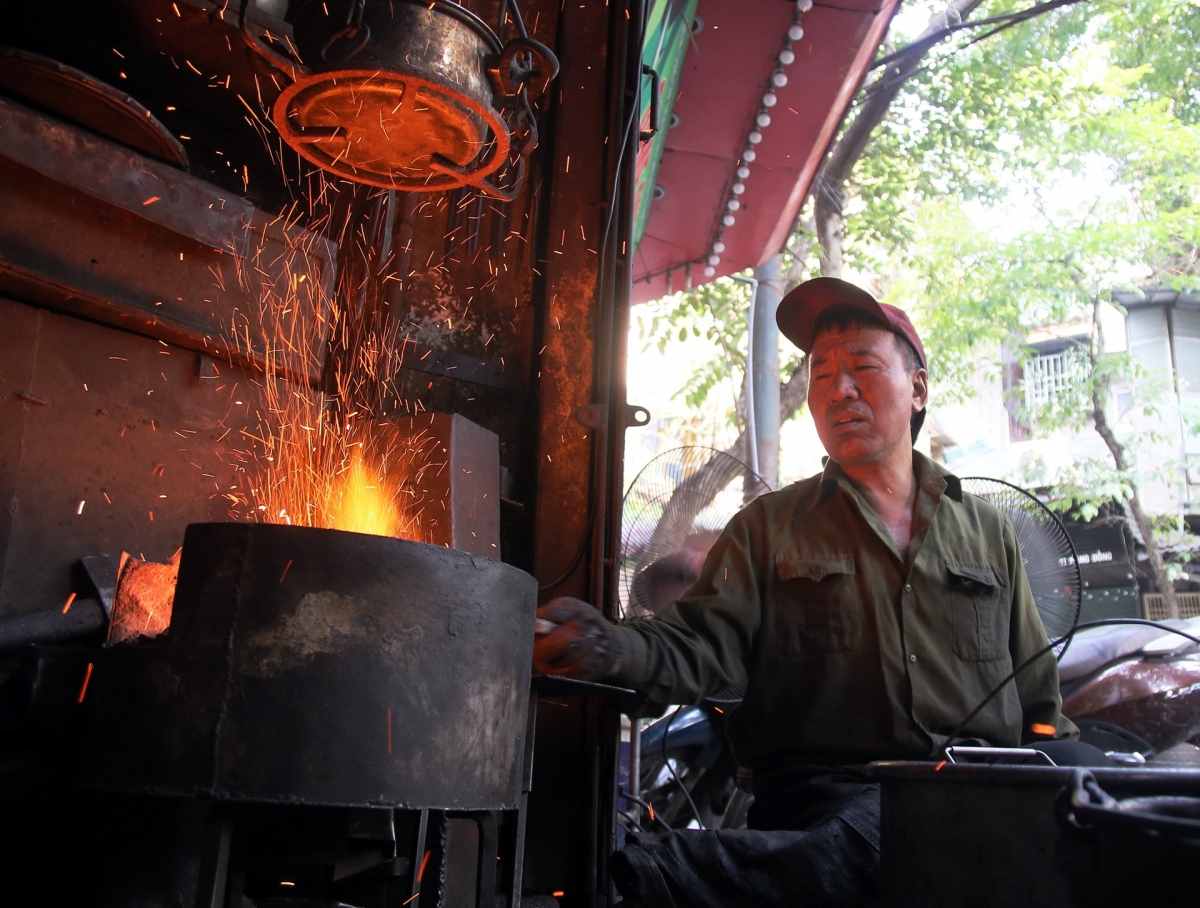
[574,403,650,429]
[639,64,660,143]
[241,0,308,82]
[624,403,651,428]
[575,403,605,428]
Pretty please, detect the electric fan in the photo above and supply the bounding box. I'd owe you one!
[619,446,772,620]
[960,477,1082,659]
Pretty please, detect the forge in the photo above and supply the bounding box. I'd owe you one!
[0,0,905,905]
[0,1,614,902]
[84,523,536,809]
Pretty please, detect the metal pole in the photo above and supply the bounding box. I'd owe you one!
[727,274,759,476]
[751,255,783,489]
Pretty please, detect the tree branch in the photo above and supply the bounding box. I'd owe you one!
[812,0,987,276]
[869,0,1088,74]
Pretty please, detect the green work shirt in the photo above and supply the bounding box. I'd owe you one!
[609,451,1077,770]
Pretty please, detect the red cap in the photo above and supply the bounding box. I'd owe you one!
[776,277,926,369]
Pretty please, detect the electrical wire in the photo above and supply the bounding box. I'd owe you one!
[869,0,1086,74]
[617,808,648,833]
[619,788,674,832]
[662,705,707,830]
[942,617,1200,757]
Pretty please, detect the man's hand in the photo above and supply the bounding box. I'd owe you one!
[533,597,621,681]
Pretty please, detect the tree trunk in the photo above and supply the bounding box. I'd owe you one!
[1091,386,1179,618]
[813,191,844,278]
[721,367,809,488]
[1089,300,1179,619]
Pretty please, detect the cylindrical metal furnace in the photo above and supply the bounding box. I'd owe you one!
[82,523,536,810]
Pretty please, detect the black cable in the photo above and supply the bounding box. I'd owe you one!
[619,787,654,812]
[537,522,593,590]
[869,0,1086,73]
[617,808,648,833]
[662,705,707,830]
[619,789,674,832]
[942,618,1200,757]
[849,0,1089,110]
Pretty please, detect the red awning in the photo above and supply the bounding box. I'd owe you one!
[632,0,900,303]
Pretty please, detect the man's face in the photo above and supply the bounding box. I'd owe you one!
[807,323,928,467]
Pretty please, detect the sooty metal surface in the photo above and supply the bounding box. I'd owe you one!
[82,523,536,810]
[870,761,1200,907]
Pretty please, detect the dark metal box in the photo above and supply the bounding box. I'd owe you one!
[870,761,1200,908]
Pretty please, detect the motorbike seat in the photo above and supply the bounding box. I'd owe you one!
[1059,617,1200,683]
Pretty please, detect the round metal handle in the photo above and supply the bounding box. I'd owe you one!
[1061,768,1200,837]
[319,0,372,64]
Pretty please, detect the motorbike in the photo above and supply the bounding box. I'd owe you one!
[1059,616,1200,760]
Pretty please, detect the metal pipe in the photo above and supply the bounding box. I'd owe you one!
[727,273,759,476]
[752,255,783,489]
[628,715,641,809]
[0,598,106,651]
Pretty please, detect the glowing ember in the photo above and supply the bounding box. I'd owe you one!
[108,549,180,645]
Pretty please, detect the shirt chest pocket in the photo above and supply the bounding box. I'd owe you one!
[774,556,862,656]
[947,560,1009,662]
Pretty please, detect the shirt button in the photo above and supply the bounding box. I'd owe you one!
[909,653,918,663]
[904,583,912,592]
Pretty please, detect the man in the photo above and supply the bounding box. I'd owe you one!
[534,278,1076,905]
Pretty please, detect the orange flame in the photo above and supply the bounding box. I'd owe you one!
[325,448,401,537]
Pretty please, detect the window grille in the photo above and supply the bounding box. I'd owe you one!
[1024,348,1084,411]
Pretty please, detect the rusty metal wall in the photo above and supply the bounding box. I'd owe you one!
[0,298,266,615]
[0,95,335,382]
[523,0,642,903]
[0,94,334,618]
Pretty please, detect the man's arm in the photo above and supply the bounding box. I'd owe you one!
[607,503,765,709]
[1004,519,1079,743]
[533,501,767,710]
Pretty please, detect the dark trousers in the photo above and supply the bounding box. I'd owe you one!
[611,769,880,908]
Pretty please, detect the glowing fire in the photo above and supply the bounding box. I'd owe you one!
[223,207,439,541]
[323,448,399,536]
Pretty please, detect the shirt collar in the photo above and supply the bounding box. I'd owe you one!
[923,452,963,502]
[812,450,962,508]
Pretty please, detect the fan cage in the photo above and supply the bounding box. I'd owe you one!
[960,476,1082,660]
[619,446,771,620]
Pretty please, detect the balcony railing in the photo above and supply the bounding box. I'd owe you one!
[1143,592,1200,621]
